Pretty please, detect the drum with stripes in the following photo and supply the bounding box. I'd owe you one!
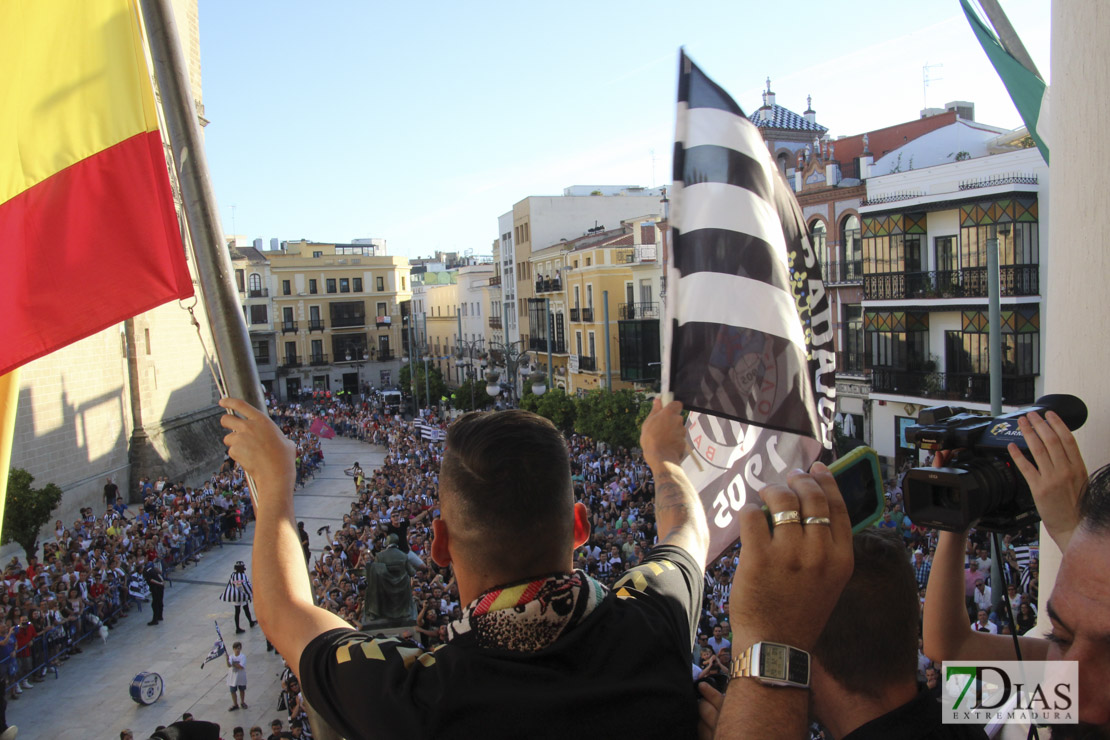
[130,671,164,705]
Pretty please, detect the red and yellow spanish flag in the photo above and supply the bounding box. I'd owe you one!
[0,0,195,378]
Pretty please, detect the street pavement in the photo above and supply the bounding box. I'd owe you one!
[14,434,382,740]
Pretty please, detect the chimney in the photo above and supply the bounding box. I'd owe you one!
[825,162,840,186]
[804,94,816,125]
[945,100,975,121]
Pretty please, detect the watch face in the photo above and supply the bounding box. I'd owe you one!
[760,645,788,681]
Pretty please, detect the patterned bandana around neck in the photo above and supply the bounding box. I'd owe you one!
[448,570,607,653]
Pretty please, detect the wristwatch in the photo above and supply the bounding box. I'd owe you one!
[730,641,810,689]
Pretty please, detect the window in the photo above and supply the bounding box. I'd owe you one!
[313,251,323,258]
[586,257,592,266]
[401,276,406,290]
[377,302,387,317]
[935,236,957,272]
[867,329,927,370]
[340,278,350,293]
[376,276,385,292]
[249,305,268,325]
[284,341,297,363]
[588,331,596,358]
[326,278,337,293]
[586,285,593,308]
[810,221,828,281]
[353,277,363,292]
[842,305,863,373]
[251,339,270,365]
[309,279,318,295]
[329,301,365,328]
[841,215,861,280]
[311,339,324,363]
[235,270,245,292]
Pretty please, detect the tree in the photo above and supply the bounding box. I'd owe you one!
[573,389,648,450]
[398,363,448,411]
[451,378,494,412]
[519,387,576,433]
[3,468,63,561]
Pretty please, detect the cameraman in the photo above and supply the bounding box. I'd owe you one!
[923,410,1110,729]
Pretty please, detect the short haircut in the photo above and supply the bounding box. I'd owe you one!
[440,410,573,580]
[812,529,919,698]
[1079,463,1110,532]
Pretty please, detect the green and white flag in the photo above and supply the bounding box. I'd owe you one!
[960,0,1049,163]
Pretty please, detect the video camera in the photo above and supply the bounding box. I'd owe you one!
[903,394,1087,532]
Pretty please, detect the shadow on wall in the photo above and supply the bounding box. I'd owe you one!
[5,363,226,561]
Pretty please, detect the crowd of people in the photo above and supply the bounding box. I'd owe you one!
[0,461,257,703]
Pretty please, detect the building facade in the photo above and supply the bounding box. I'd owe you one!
[262,240,412,400]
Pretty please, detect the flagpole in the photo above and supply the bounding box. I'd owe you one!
[138,0,264,415]
[138,5,343,739]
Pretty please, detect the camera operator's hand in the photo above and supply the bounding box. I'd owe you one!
[1008,411,1087,550]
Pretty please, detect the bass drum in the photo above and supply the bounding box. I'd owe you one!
[130,671,164,705]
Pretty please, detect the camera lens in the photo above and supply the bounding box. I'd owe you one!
[960,457,1020,522]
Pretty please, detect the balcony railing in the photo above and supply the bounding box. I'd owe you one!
[281,320,298,334]
[570,308,580,322]
[578,355,597,372]
[309,353,329,366]
[836,350,866,376]
[863,266,1039,301]
[280,355,302,369]
[615,248,636,264]
[307,319,325,332]
[247,288,269,298]
[529,338,567,354]
[489,275,501,286]
[332,316,366,329]
[254,354,272,367]
[377,351,395,362]
[489,316,503,329]
[821,260,863,285]
[870,369,1036,405]
[581,307,594,322]
[535,278,563,294]
[618,302,660,320]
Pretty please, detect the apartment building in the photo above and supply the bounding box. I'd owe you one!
[257,240,412,399]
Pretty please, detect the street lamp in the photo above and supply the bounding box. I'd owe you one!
[529,369,548,396]
[455,337,485,410]
[486,340,530,407]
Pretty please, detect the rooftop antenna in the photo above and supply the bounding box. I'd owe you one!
[923,62,944,109]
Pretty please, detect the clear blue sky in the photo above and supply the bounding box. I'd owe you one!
[197,0,1049,259]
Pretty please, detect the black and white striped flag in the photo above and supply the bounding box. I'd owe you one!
[665,51,837,560]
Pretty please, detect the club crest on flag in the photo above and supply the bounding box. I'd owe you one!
[665,51,837,560]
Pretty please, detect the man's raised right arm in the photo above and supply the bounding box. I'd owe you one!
[219,398,350,677]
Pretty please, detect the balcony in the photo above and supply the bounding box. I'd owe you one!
[281,320,298,334]
[309,353,329,366]
[247,288,269,298]
[870,369,1036,405]
[529,338,567,354]
[618,302,660,320]
[253,354,272,367]
[578,355,597,372]
[332,316,366,329]
[581,307,594,322]
[570,308,580,322]
[489,316,503,329]
[378,351,395,362]
[864,266,1039,301]
[280,355,302,369]
[535,278,563,294]
[836,350,866,376]
[489,275,501,286]
[615,248,636,264]
[821,260,863,285]
[308,319,325,332]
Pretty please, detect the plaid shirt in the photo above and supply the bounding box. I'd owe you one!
[914,561,932,589]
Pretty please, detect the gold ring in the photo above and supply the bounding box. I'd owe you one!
[804,516,831,526]
[772,510,802,527]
